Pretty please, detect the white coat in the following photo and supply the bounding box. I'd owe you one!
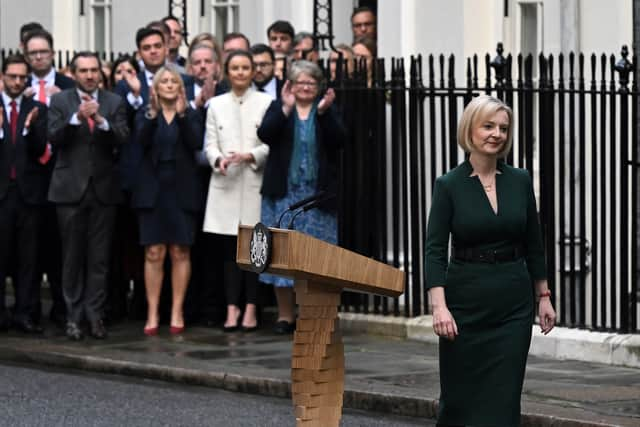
[203,89,272,236]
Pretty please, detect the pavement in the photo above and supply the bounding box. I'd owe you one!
[0,319,638,427]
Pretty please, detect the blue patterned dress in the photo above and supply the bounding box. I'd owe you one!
[260,109,337,287]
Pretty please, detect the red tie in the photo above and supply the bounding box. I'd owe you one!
[9,100,18,179]
[87,116,95,133]
[38,80,47,104]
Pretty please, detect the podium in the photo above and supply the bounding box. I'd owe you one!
[237,225,405,427]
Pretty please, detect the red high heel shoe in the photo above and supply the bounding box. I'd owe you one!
[169,325,184,335]
[143,326,158,336]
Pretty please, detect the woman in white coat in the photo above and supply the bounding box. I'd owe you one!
[203,50,272,332]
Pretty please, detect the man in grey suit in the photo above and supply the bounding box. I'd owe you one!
[47,51,129,340]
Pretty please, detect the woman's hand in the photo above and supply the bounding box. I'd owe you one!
[432,305,458,341]
[176,87,187,117]
[538,299,556,335]
[148,87,158,118]
[317,88,335,115]
[226,151,254,165]
[281,80,295,116]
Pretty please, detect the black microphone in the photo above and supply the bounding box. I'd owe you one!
[287,193,336,230]
[275,191,327,228]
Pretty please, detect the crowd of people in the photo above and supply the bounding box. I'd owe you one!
[0,8,375,340]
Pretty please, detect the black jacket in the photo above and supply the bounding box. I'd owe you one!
[131,108,203,212]
[0,96,48,204]
[257,100,346,207]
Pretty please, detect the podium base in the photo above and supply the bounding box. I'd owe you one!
[292,280,344,427]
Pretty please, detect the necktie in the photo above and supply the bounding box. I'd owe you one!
[38,80,47,104]
[9,100,18,179]
[87,116,95,133]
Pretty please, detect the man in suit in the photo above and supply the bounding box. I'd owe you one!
[251,44,283,101]
[23,28,75,328]
[0,54,48,333]
[48,51,129,340]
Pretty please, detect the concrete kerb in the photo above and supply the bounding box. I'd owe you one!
[0,344,616,427]
[339,313,640,368]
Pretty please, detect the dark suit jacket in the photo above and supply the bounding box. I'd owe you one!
[0,97,48,205]
[257,100,346,207]
[114,71,194,191]
[131,108,203,212]
[47,88,129,205]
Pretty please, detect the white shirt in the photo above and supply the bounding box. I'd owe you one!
[30,67,56,106]
[253,77,278,100]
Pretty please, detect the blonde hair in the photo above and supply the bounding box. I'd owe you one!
[151,65,185,99]
[457,95,514,158]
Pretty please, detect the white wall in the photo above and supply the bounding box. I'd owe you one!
[111,0,163,53]
[0,0,54,49]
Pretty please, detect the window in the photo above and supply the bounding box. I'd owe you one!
[211,0,239,42]
[90,0,112,52]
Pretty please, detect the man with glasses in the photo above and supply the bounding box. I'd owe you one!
[0,54,48,334]
[23,28,74,329]
[23,29,75,107]
[251,44,283,101]
[351,6,377,41]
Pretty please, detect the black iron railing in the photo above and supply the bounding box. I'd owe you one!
[330,44,639,334]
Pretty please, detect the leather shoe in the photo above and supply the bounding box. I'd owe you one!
[89,320,108,339]
[273,320,295,334]
[66,322,84,341]
[13,318,43,334]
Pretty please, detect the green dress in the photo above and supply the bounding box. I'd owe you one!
[425,160,546,427]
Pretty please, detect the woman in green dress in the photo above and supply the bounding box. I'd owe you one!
[425,95,556,427]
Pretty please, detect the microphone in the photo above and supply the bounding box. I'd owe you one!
[287,193,336,230]
[275,191,327,228]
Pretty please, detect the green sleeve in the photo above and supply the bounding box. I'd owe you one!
[425,177,452,289]
[523,172,547,280]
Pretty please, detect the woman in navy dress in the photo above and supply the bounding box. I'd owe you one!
[132,65,203,336]
[257,60,346,333]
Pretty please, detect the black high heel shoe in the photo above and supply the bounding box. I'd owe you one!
[223,311,241,333]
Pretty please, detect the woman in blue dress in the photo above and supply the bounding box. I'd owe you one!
[132,65,203,336]
[257,60,346,333]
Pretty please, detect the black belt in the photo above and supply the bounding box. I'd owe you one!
[452,245,525,263]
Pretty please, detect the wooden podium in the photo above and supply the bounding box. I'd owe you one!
[237,225,405,427]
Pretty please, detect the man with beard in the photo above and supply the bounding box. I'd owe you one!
[47,52,129,340]
[250,44,282,101]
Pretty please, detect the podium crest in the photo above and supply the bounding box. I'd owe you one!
[249,222,272,273]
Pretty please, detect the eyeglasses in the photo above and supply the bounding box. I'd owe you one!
[254,62,273,69]
[25,49,52,58]
[293,80,318,88]
[4,74,28,81]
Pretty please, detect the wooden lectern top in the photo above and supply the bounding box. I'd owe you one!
[237,225,404,298]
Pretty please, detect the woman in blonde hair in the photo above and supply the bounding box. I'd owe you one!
[133,65,203,336]
[424,95,556,426]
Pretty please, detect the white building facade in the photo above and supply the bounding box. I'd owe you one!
[0,1,632,66]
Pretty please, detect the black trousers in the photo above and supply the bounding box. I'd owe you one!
[39,203,64,321]
[0,184,41,322]
[215,234,258,307]
[57,182,116,324]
